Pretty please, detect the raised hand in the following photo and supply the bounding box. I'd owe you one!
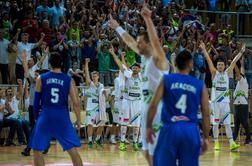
[108,14,120,30]
[199,41,206,50]
[17,79,23,85]
[41,33,45,38]
[141,3,152,18]
[109,45,115,55]
[85,58,90,64]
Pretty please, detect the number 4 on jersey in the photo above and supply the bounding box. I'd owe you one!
[175,94,187,114]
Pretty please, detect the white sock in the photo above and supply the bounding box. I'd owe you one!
[110,134,115,140]
[133,127,139,143]
[96,135,101,141]
[88,136,92,142]
[213,125,219,142]
[224,124,234,144]
[120,126,127,142]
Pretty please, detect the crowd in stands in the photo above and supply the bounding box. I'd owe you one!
[0,0,252,88]
[0,0,252,147]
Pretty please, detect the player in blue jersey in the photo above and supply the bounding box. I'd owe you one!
[147,50,210,166]
[30,52,83,166]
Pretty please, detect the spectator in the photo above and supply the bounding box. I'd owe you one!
[16,32,45,80]
[38,19,54,46]
[68,32,83,68]
[98,42,111,86]
[35,0,52,24]
[21,10,39,42]
[1,11,12,40]
[50,0,66,29]
[67,61,84,86]
[52,32,69,72]
[4,80,30,145]
[0,88,17,146]
[0,28,10,84]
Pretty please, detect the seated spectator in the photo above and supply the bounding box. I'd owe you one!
[0,88,17,146]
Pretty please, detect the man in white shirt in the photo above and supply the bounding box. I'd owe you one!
[0,88,17,146]
[15,32,45,80]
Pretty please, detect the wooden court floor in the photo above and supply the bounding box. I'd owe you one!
[0,139,252,166]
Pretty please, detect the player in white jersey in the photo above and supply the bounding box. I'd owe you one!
[109,4,169,164]
[84,58,105,149]
[233,61,250,145]
[200,41,245,151]
[109,46,143,151]
[109,71,123,144]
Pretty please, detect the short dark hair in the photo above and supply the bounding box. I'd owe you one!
[49,52,62,69]
[139,32,150,43]
[175,50,193,70]
[215,56,226,65]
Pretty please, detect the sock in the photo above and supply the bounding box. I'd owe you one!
[224,124,234,144]
[96,135,101,141]
[110,134,115,140]
[88,136,92,142]
[213,125,219,142]
[133,127,140,143]
[120,126,127,142]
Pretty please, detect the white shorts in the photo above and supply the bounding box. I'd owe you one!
[113,100,122,124]
[86,108,105,126]
[141,102,162,155]
[211,102,231,125]
[120,99,142,127]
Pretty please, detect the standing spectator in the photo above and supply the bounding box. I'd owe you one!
[68,32,82,68]
[50,0,65,29]
[38,19,54,46]
[1,11,12,40]
[236,0,250,35]
[67,61,84,86]
[68,21,81,42]
[35,0,52,23]
[21,10,39,42]
[52,32,69,72]
[98,42,111,86]
[16,32,45,80]
[0,28,10,84]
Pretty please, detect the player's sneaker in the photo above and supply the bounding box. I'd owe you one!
[124,138,130,144]
[230,142,240,151]
[94,139,104,149]
[119,142,126,151]
[88,142,93,148]
[132,143,139,151]
[214,142,220,150]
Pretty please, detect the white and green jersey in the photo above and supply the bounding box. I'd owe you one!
[141,56,169,105]
[211,71,230,103]
[124,73,143,101]
[85,81,104,111]
[233,76,248,105]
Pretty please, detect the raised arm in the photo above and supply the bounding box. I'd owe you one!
[34,33,45,48]
[69,79,81,130]
[16,79,23,101]
[226,43,246,75]
[199,41,216,78]
[141,5,168,70]
[85,58,91,86]
[109,45,124,71]
[108,14,140,55]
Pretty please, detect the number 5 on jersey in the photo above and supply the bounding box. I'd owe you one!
[175,94,187,114]
[51,88,59,103]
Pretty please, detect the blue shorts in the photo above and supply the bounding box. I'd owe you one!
[153,122,201,166]
[29,109,81,151]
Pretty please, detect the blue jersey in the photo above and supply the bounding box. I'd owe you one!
[162,73,203,124]
[40,72,71,110]
[30,71,81,151]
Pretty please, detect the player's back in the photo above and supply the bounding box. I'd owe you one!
[40,71,71,110]
[162,73,203,124]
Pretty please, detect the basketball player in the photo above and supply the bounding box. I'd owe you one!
[147,50,210,166]
[109,5,169,164]
[84,58,105,149]
[200,41,245,151]
[30,52,82,166]
[109,46,142,151]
